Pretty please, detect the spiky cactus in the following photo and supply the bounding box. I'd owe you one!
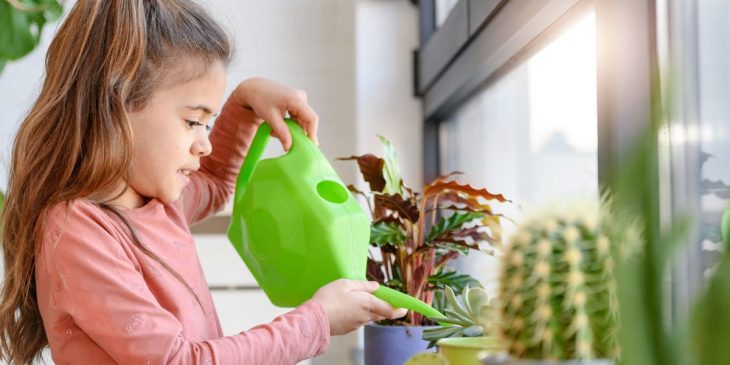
[498,204,619,361]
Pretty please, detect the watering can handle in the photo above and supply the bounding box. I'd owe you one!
[234,120,306,206]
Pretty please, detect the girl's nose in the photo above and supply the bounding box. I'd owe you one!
[191,130,212,157]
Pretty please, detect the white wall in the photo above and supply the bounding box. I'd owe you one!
[356,0,423,190]
[0,1,421,365]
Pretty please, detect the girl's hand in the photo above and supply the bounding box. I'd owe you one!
[310,279,408,336]
[231,77,319,150]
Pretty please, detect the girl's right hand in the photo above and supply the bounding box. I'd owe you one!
[310,279,408,336]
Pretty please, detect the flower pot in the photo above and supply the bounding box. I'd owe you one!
[436,337,503,365]
[364,323,436,365]
[482,358,613,365]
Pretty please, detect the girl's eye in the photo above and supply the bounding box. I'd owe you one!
[186,120,211,131]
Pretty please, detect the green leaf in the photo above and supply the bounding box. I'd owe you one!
[370,221,407,246]
[443,286,472,322]
[427,271,480,292]
[462,325,484,337]
[422,325,464,348]
[466,286,490,318]
[0,0,63,74]
[0,1,37,59]
[432,242,469,255]
[427,212,483,242]
[378,135,402,195]
[425,316,471,327]
[43,0,63,20]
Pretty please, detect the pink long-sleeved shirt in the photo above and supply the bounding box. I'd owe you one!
[35,97,330,364]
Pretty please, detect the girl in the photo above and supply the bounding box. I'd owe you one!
[0,1,406,364]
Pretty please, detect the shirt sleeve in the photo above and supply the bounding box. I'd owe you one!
[42,203,330,365]
[179,96,260,225]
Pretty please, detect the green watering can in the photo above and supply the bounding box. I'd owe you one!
[227,119,442,318]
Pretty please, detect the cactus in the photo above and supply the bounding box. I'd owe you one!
[498,203,619,361]
[423,286,498,348]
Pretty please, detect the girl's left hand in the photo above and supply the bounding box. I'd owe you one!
[231,77,319,150]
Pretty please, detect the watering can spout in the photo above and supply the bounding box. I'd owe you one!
[228,119,443,319]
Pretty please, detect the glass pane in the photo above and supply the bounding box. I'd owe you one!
[698,1,730,274]
[435,0,460,28]
[438,13,597,291]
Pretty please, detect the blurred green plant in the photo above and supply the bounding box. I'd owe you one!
[602,90,730,365]
[607,98,688,365]
[0,0,63,73]
[690,204,730,365]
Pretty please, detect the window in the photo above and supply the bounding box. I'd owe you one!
[440,11,597,209]
[419,0,730,313]
[437,13,597,290]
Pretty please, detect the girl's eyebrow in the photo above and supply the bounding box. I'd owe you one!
[186,104,218,117]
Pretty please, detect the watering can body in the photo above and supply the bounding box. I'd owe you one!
[227,120,370,307]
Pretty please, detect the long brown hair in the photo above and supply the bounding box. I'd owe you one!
[0,1,232,363]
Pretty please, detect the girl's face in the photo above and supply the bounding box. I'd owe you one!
[121,61,227,208]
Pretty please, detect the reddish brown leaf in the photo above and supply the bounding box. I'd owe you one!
[437,202,494,215]
[338,154,386,192]
[438,171,464,180]
[372,216,402,225]
[374,193,420,223]
[366,258,386,283]
[427,191,496,215]
[434,251,460,270]
[424,179,509,203]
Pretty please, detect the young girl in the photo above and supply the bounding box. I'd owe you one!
[0,1,406,364]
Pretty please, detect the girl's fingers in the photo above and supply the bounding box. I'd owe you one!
[366,296,407,320]
[263,109,292,151]
[263,105,318,151]
[288,98,319,145]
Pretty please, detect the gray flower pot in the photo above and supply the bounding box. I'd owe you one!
[363,323,437,365]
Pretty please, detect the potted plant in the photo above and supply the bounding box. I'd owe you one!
[339,136,508,365]
[488,202,620,365]
[403,286,503,365]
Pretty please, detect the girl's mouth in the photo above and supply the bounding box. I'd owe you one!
[177,169,192,185]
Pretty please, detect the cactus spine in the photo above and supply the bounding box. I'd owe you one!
[498,204,619,360]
